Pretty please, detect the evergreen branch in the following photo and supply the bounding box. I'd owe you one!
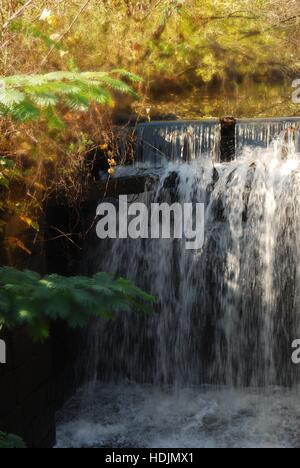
[0,70,141,125]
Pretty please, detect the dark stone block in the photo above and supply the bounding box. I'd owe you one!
[21,382,52,425]
[0,323,79,448]
[0,371,18,416]
[10,328,37,369]
[51,323,82,409]
[38,424,57,449]
[31,407,56,448]
[14,354,52,403]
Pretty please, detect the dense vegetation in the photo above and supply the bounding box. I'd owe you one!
[2,1,300,87]
[0,69,140,262]
[0,267,156,341]
[1,0,299,261]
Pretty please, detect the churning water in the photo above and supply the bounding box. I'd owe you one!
[57,124,300,448]
[56,384,300,448]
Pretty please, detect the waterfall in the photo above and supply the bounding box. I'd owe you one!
[83,145,300,389]
[136,120,221,167]
[236,118,300,155]
[57,120,300,448]
[135,119,300,167]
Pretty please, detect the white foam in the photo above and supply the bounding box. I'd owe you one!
[56,383,300,448]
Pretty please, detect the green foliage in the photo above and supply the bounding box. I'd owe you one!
[0,70,142,128]
[10,19,66,52]
[0,432,26,449]
[1,0,299,118]
[0,268,156,341]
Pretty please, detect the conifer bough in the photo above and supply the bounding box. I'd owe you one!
[0,70,142,128]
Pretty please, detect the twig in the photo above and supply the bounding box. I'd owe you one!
[0,40,10,50]
[143,0,164,20]
[48,226,82,250]
[241,14,300,38]
[40,0,91,67]
[3,0,35,30]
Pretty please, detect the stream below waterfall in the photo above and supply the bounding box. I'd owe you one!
[57,122,300,448]
[56,384,300,448]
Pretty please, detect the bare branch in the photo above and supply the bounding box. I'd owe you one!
[2,0,35,30]
[40,0,92,67]
[241,14,300,38]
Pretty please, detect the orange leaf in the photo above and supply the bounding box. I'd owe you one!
[33,182,47,191]
[6,237,32,255]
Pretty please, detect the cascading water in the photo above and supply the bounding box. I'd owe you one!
[136,120,221,166]
[57,122,300,448]
[236,118,300,154]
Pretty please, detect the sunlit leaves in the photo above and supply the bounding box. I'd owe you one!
[43,106,65,130]
[113,69,143,83]
[10,19,65,52]
[64,92,90,111]
[30,92,60,108]
[0,88,25,107]
[0,70,141,127]
[10,101,40,122]
[2,0,299,89]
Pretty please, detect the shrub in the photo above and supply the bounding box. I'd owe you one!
[0,432,26,449]
[0,267,156,341]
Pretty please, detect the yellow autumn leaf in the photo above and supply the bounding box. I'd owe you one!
[19,215,39,232]
[14,142,32,155]
[47,16,58,27]
[64,112,81,121]
[33,182,47,191]
[6,237,32,255]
